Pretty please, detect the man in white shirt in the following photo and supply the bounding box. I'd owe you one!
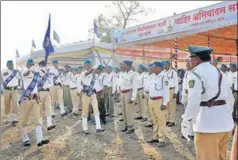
[181,46,234,160]
[134,64,147,122]
[118,63,126,121]
[49,60,67,117]
[38,61,55,131]
[163,60,178,127]
[143,64,154,128]
[2,60,20,125]
[79,60,104,134]
[146,61,169,147]
[69,68,80,115]
[120,60,138,134]
[94,65,107,125]
[104,66,117,118]
[230,63,238,123]
[20,59,49,147]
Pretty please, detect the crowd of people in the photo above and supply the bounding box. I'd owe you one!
[1,45,237,160]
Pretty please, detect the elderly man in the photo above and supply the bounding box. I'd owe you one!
[181,45,234,160]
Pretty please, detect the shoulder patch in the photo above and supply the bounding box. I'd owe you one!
[189,80,195,88]
[165,81,169,86]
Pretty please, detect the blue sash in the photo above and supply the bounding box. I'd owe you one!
[37,72,49,90]
[53,71,61,83]
[81,73,95,97]
[18,72,39,104]
[3,69,18,88]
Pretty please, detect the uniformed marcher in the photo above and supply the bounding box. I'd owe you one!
[230,63,238,123]
[163,60,178,127]
[181,45,234,160]
[20,59,49,147]
[2,60,20,125]
[134,64,147,122]
[146,61,169,147]
[105,66,117,118]
[94,65,107,125]
[49,60,67,117]
[117,63,126,121]
[69,68,80,115]
[143,63,154,128]
[120,60,138,134]
[79,60,104,134]
[38,61,55,131]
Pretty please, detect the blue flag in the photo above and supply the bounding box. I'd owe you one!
[94,21,101,39]
[32,39,36,48]
[16,49,20,58]
[53,30,60,44]
[43,14,54,66]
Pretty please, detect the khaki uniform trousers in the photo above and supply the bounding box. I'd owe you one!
[148,98,166,141]
[194,132,230,160]
[39,90,52,117]
[81,93,99,117]
[107,87,114,116]
[63,85,73,111]
[3,89,18,115]
[50,86,63,106]
[120,91,134,127]
[166,88,176,123]
[145,92,151,120]
[137,90,146,118]
[70,88,79,114]
[22,99,41,127]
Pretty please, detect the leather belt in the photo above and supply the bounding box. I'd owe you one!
[70,87,77,90]
[23,94,38,100]
[38,88,49,92]
[138,87,143,91]
[233,90,238,93]
[54,83,61,86]
[150,96,162,100]
[121,89,131,93]
[200,100,226,107]
[5,86,18,91]
[95,90,103,94]
[170,87,175,90]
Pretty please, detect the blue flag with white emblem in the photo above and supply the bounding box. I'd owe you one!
[43,14,54,66]
[94,21,101,39]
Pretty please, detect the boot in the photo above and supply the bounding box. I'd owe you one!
[21,126,30,147]
[95,115,105,132]
[121,125,128,132]
[47,116,56,131]
[59,105,67,117]
[82,117,89,134]
[35,125,49,147]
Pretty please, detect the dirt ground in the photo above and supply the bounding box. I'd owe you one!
[0,95,232,160]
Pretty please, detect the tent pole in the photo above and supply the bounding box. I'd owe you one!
[174,37,178,69]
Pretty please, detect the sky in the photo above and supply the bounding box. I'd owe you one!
[1,1,221,69]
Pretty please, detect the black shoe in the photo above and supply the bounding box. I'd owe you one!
[73,113,79,116]
[61,112,68,117]
[52,115,55,118]
[157,141,166,147]
[188,135,194,141]
[167,122,175,127]
[106,113,109,116]
[121,126,128,132]
[118,113,122,115]
[126,128,134,134]
[23,140,31,147]
[11,121,18,126]
[47,125,56,131]
[119,118,123,121]
[147,139,159,143]
[96,128,105,132]
[83,130,89,135]
[134,116,143,120]
[166,122,170,126]
[145,124,153,128]
[37,139,49,147]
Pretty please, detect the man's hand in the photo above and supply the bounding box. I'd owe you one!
[173,94,177,98]
[161,105,167,110]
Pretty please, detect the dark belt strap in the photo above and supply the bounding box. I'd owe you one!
[138,87,143,91]
[200,100,226,107]
[54,83,61,86]
[233,90,238,93]
[150,96,163,100]
[39,88,49,92]
[5,86,18,90]
[121,89,131,93]
[95,90,103,94]
[170,87,175,90]
[70,87,77,90]
[23,94,38,100]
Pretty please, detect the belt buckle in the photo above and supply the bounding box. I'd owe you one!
[207,102,212,107]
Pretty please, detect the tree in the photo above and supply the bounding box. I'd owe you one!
[88,1,154,43]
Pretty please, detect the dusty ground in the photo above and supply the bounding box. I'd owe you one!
[0,96,232,160]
